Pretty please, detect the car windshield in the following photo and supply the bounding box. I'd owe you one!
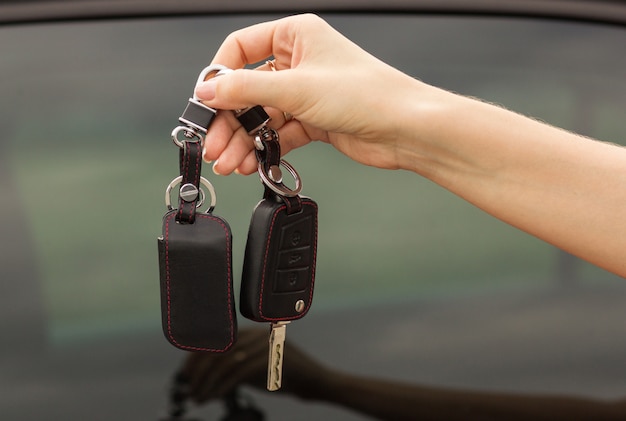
[1,13,625,420]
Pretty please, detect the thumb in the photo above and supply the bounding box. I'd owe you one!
[194,68,292,112]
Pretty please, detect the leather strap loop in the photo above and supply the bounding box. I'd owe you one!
[255,137,281,174]
[176,140,203,224]
[257,138,302,214]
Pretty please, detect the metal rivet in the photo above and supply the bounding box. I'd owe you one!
[268,165,283,183]
[295,300,305,313]
[179,183,199,202]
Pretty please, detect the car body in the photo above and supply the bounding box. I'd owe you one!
[1,1,625,419]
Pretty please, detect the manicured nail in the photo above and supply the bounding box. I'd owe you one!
[212,160,221,175]
[202,147,212,164]
[195,80,217,101]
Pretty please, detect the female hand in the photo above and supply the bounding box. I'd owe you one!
[195,14,427,175]
[195,14,626,281]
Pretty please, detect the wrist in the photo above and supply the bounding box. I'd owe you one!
[393,82,496,180]
[385,77,456,175]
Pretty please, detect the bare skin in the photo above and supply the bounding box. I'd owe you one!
[196,14,626,275]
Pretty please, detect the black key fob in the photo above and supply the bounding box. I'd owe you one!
[158,210,236,352]
[240,197,318,322]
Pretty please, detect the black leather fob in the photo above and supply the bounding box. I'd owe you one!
[158,210,236,352]
[240,197,318,322]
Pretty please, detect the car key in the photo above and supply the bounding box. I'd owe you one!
[234,103,318,391]
[158,65,237,353]
[267,321,288,391]
[239,186,318,322]
[242,190,317,391]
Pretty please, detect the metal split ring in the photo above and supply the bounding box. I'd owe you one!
[165,175,216,213]
[258,159,302,197]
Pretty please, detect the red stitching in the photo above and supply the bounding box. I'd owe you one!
[258,200,318,321]
[164,212,235,352]
[165,213,172,342]
[193,142,201,186]
[257,204,285,319]
[177,145,191,221]
[177,143,203,223]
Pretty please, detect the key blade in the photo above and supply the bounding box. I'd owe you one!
[267,322,289,391]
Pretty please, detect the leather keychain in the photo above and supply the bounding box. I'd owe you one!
[231,96,319,391]
[157,65,237,352]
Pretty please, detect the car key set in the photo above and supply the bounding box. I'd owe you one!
[157,65,318,392]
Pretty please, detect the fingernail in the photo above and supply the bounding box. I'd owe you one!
[234,168,241,175]
[195,80,217,101]
[212,160,221,175]
[202,147,212,164]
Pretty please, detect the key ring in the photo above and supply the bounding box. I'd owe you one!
[165,175,216,213]
[218,64,303,198]
[252,127,303,197]
[257,159,302,197]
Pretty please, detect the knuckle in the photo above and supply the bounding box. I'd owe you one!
[216,70,249,106]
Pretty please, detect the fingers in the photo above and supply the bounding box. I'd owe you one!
[195,16,291,111]
[201,110,239,163]
[195,68,298,114]
[201,110,250,175]
[209,14,325,70]
[208,122,314,176]
[203,105,315,175]
[196,14,331,112]
[196,14,336,174]
[210,19,283,70]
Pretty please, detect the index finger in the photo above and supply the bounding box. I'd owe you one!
[211,16,293,69]
[211,13,330,70]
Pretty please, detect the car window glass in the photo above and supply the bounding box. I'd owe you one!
[1,14,625,420]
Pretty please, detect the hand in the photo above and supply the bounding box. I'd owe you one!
[180,328,332,403]
[195,14,428,175]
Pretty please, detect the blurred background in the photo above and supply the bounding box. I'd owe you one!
[1,13,625,420]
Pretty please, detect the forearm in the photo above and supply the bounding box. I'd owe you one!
[320,371,626,420]
[200,14,626,276]
[397,83,626,276]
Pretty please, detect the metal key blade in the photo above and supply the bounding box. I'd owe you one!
[267,321,289,391]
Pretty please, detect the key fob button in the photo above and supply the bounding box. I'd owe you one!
[274,268,310,293]
[279,216,313,248]
[277,246,312,268]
